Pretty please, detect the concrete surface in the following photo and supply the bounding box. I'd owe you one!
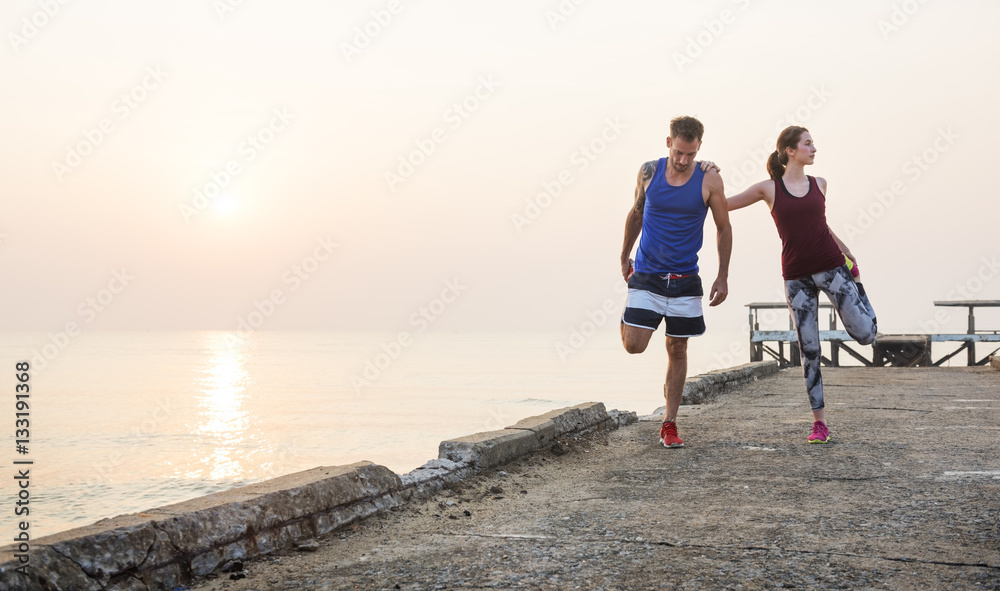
[0,362,779,591]
[0,462,403,591]
[0,397,640,590]
[187,367,1000,591]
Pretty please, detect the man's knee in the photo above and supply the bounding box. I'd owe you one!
[621,323,650,354]
[624,340,647,354]
[665,337,688,358]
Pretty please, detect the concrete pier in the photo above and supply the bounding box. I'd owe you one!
[187,366,998,590]
[4,362,997,590]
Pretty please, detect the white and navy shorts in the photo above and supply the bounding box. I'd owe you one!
[621,272,706,337]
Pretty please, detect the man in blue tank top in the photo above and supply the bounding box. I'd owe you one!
[619,116,733,448]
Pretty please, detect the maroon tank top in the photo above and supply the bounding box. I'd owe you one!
[770,176,844,280]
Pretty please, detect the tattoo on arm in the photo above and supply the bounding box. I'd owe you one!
[634,189,646,214]
[641,161,655,183]
[634,161,656,214]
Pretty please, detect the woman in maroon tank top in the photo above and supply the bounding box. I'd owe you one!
[727,126,878,445]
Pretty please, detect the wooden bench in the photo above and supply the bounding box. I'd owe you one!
[746,301,1000,367]
[747,302,870,368]
[932,301,1000,366]
[872,335,931,367]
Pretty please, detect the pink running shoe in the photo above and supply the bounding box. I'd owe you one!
[808,420,830,444]
[660,421,684,448]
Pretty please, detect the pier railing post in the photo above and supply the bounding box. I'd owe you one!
[968,305,976,366]
[749,308,762,362]
[829,306,839,367]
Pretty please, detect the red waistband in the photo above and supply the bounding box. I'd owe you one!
[659,273,694,280]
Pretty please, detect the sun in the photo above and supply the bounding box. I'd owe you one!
[214,192,238,215]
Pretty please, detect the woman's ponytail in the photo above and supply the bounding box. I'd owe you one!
[767,150,784,180]
[767,126,808,180]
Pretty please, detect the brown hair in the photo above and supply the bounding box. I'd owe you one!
[767,126,808,180]
[669,116,704,143]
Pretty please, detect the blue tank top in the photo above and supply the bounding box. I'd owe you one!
[634,158,708,275]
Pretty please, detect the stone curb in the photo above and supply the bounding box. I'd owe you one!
[405,403,637,502]
[437,402,611,471]
[0,462,402,591]
[0,403,637,591]
[682,360,780,405]
[642,360,780,419]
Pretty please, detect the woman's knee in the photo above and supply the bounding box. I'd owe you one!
[800,342,822,360]
[844,317,878,345]
[856,330,877,346]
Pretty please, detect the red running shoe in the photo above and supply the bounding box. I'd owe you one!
[659,421,684,448]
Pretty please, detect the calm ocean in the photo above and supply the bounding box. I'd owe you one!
[0,329,752,538]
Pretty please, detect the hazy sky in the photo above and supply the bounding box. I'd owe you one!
[3,0,999,336]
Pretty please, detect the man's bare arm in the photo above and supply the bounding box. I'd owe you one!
[621,161,656,280]
[704,169,732,306]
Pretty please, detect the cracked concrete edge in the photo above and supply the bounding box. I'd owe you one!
[0,462,402,591]
[642,360,781,419]
[413,402,633,501]
[683,360,779,405]
[437,402,611,472]
[0,546,103,591]
[0,402,635,590]
[607,408,639,429]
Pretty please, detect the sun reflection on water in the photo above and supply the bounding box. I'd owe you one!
[186,333,254,481]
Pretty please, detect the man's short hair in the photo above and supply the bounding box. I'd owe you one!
[669,116,704,142]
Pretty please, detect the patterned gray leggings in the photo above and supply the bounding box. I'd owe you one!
[785,264,878,411]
